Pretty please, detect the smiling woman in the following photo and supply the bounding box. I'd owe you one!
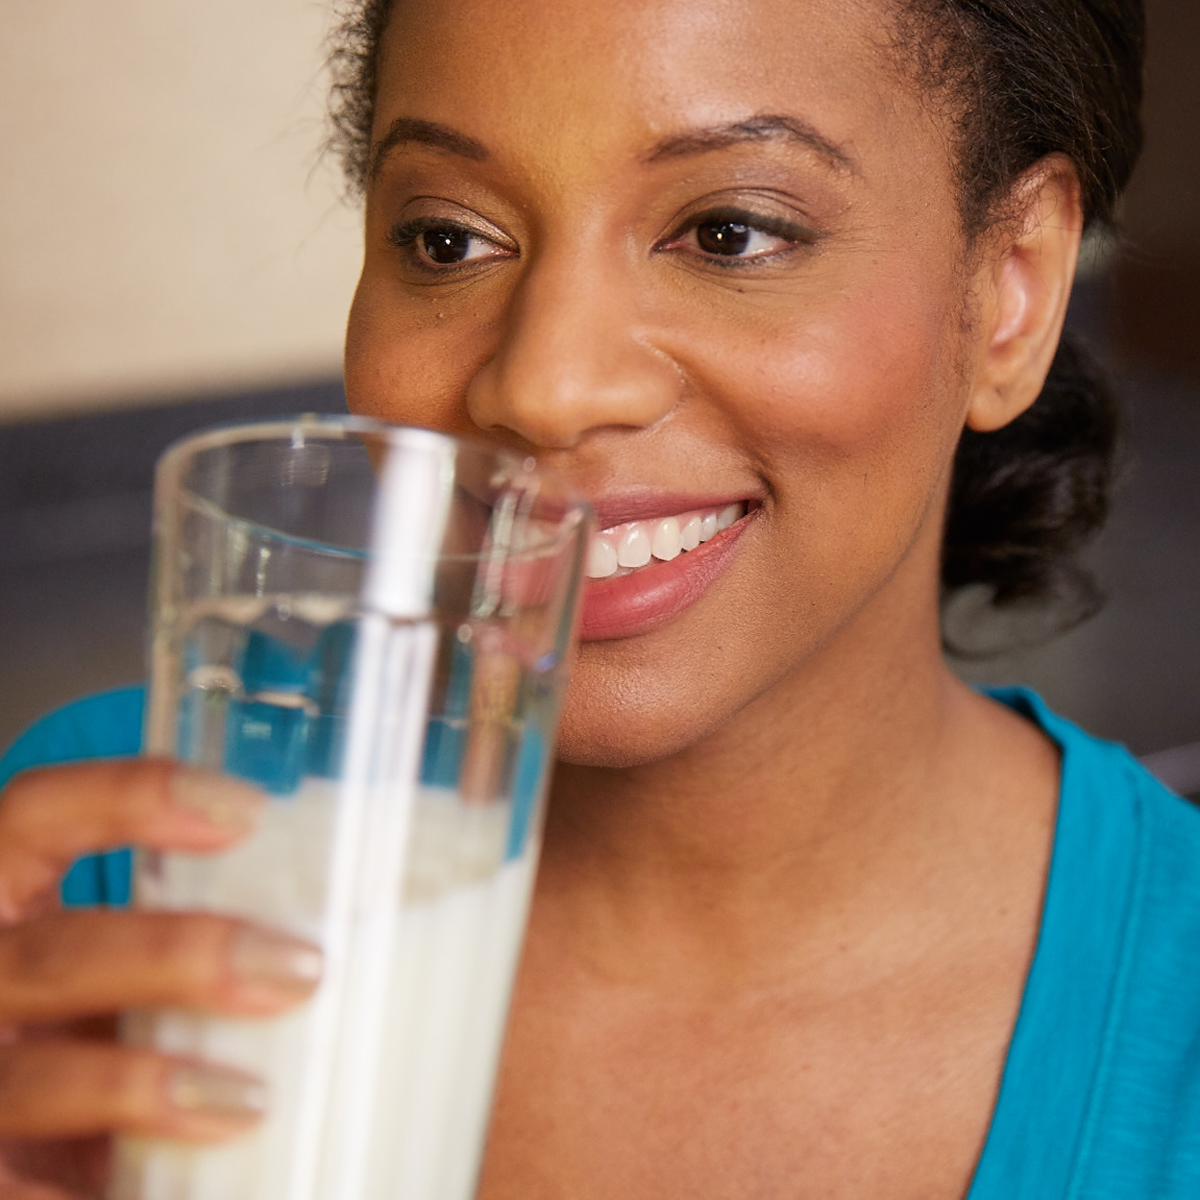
[339,0,1080,770]
[2,1,1197,1199]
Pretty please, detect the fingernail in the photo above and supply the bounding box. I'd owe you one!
[170,766,265,833]
[167,1063,267,1121]
[231,924,323,995]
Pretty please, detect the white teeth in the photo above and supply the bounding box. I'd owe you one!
[587,503,748,581]
[651,517,681,561]
[586,536,618,579]
[617,525,653,569]
[716,503,740,532]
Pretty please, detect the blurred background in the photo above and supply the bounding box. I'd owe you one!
[0,0,1196,797]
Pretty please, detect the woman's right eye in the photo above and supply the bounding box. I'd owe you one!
[387,219,510,271]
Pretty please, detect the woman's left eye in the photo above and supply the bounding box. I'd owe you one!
[693,219,788,258]
[661,207,812,265]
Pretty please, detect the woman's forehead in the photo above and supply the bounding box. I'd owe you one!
[374,0,917,165]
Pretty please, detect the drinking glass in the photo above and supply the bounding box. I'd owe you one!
[110,416,591,1200]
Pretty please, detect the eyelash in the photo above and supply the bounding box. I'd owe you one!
[386,217,509,274]
[385,206,816,274]
[387,217,433,248]
[660,207,815,268]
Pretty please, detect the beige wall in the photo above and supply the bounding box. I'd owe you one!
[0,0,362,422]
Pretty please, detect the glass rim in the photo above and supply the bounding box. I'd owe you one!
[158,413,527,475]
[155,413,593,560]
[156,412,591,501]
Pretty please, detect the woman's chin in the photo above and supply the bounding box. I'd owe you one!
[550,651,741,770]
[552,728,698,771]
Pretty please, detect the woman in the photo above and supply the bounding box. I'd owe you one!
[2,0,1190,1196]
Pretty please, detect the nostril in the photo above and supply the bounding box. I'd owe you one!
[465,355,681,450]
[463,284,682,449]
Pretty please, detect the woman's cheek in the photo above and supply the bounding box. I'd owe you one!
[726,265,957,460]
[680,264,965,592]
[344,268,497,434]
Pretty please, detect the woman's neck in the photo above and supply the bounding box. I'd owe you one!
[537,600,1058,993]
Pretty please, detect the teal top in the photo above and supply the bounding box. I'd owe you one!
[2,686,1199,1196]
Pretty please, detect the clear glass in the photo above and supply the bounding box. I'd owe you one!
[111,416,591,1200]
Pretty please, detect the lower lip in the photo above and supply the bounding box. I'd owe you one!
[578,513,754,641]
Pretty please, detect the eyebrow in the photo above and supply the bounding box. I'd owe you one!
[369,117,489,179]
[367,112,856,181]
[644,114,858,174]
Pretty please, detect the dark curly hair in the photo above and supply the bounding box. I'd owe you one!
[327,1,393,195]
[907,0,1144,631]
[326,0,1145,630]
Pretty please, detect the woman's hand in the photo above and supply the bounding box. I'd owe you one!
[0,759,321,1197]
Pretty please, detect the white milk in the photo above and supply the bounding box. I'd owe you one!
[112,782,539,1200]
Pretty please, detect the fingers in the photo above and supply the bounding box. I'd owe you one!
[0,1041,264,1142]
[0,761,300,1164]
[0,910,319,1150]
[0,1182,82,1200]
[0,911,321,1023]
[0,760,265,918]
[0,1128,111,1195]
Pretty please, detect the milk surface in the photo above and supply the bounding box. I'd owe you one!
[112,781,539,1200]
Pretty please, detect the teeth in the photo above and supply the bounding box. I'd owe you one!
[616,525,652,569]
[586,537,618,579]
[651,517,681,561]
[585,503,747,580]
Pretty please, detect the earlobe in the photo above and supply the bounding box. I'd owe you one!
[965,157,1083,433]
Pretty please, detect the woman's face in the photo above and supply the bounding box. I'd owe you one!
[346,0,986,766]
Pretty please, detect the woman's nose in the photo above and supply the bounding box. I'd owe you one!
[465,249,681,449]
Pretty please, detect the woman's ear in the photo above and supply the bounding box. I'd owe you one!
[966,156,1083,433]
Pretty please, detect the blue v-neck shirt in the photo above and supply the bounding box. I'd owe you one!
[3,685,1199,1196]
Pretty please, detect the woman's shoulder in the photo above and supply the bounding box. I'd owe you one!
[1004,685,1200,1006]
[991,684,1195,831]
[1056,705,1200,1195]
[0,687,145,908]
[0,686,147,792]
[975,687,1200,1198]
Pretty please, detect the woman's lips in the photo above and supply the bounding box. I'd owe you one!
[578,502,756,641]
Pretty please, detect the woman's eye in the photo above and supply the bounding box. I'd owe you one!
[694,220,787,257]
[388,219,509,270]
[418,226,491,264]
[661,208,811,265]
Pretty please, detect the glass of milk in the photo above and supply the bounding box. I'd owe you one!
[111,417,591,1200]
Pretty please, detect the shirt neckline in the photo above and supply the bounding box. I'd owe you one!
[965,687,1145,1198]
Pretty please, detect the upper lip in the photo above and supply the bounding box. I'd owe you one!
[587,490,761,532]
